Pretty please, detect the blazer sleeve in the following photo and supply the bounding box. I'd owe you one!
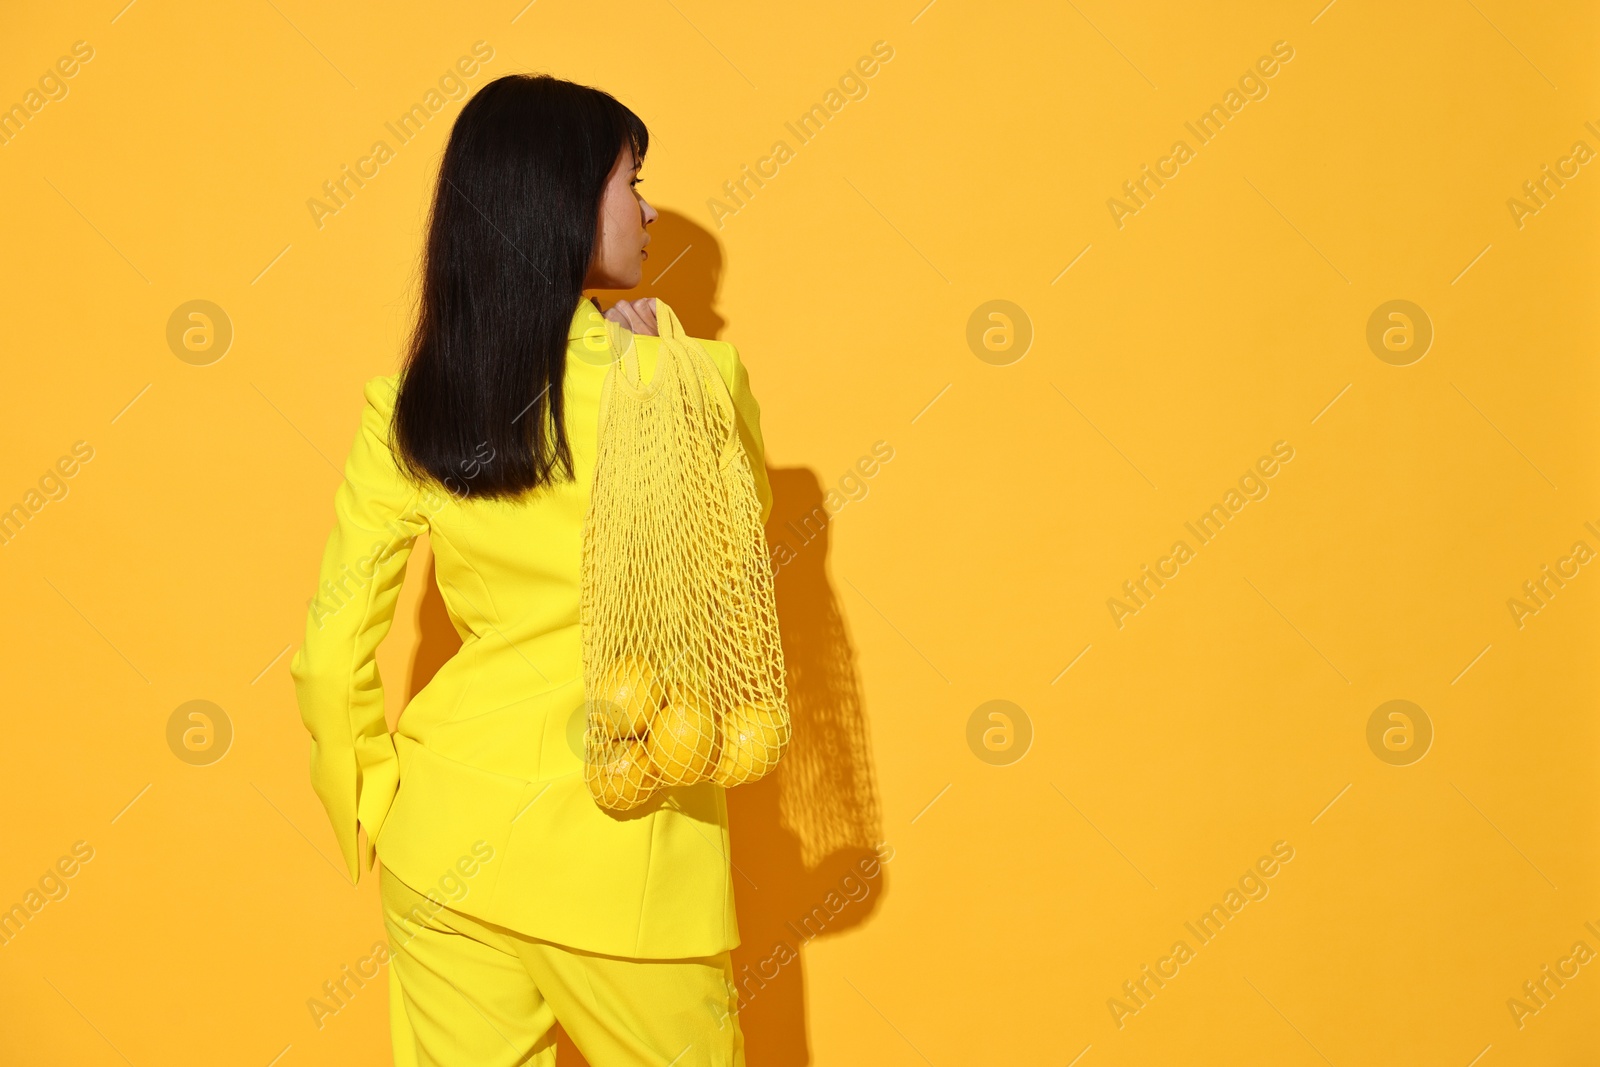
[723,343,774,526]
[288,375,426,885]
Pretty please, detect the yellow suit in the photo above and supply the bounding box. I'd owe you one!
[290,295,772,961]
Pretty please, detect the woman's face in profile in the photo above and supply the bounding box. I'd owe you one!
[586,143,657,290]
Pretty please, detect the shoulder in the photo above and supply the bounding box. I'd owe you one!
[347,374,404,468]
[691,337,745,395]
[696,337,739,367]
[630,333,745,394]
[357,374,403,440]
[363,373,402,413]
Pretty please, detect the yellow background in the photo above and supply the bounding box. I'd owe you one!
[1,0,1596,1063]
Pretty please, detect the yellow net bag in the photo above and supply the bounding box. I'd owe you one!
[580,300,790,812]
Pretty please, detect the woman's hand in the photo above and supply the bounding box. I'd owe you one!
[603,297,658,336]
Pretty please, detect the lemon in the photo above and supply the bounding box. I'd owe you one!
[587,737,656,810]
[647,686,718,785]
[712,702,787,786]
[594,654,663,738]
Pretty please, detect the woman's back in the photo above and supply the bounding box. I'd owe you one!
[393,297,770,775]
[291,295,773,958]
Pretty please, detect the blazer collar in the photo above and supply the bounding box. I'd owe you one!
[568,294,606,339]
[567,293,628,367]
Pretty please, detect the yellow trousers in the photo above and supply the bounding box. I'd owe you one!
[380,866,746,1066]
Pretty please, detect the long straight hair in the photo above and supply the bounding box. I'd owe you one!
[392,74,648,500]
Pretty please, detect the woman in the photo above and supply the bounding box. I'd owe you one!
[290,73,771,1066]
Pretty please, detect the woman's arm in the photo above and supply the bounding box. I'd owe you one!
[289,375,426,884]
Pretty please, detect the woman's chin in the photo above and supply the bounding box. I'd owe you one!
[590,272,642,292]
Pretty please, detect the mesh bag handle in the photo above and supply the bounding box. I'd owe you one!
[579,300,790,811]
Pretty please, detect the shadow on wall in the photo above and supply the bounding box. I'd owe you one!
[397,209,887,1065]
[724,465,888,1066]
[640,208,727,339]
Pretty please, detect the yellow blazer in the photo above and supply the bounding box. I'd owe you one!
[289,295,772,959]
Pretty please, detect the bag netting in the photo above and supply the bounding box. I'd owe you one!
[579,300,789,811]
